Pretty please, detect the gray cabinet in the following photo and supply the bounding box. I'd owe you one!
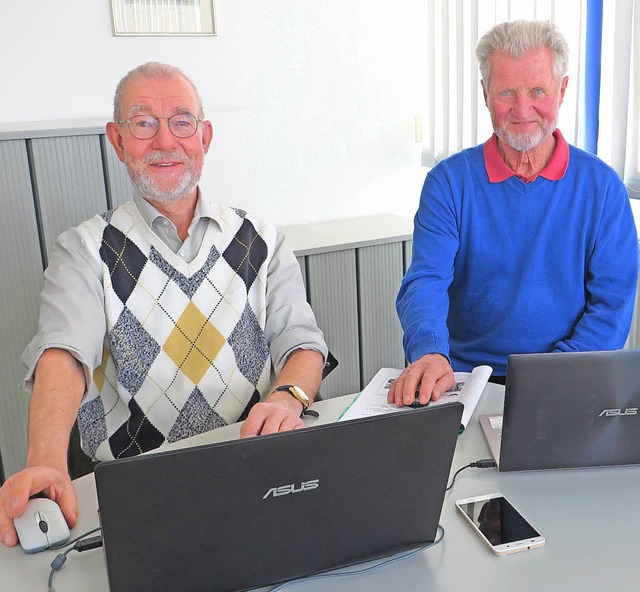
[282,215,413,398]
[0,124,131,479]
[0,140,43,481]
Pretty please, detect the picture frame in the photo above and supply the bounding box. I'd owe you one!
[110,0,216,37]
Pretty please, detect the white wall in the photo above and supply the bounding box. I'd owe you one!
[1,1,429,225]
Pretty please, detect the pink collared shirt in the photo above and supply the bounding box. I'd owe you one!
[483,129,569,183]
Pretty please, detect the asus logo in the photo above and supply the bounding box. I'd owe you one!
[262,479,319,499]
[598,408,638,417]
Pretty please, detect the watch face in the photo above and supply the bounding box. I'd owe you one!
[291,386,310,403]
[274,385,310,408]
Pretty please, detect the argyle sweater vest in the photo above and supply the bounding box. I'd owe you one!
[76,201,273,461]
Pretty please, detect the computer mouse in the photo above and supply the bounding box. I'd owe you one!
[411,389,431,408]
[13,497,70,553]
[411,398,430,408]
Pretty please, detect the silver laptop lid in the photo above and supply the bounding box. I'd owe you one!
[95,402,463,592]
[499,349,640,471]
[479,414,502,465]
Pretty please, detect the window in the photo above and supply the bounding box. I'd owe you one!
[597,1,640,199]
[422,0,584,166]
[422,0,639,214]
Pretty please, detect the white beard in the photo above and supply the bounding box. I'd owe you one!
[126,150,203,203]
[495,117,557,152]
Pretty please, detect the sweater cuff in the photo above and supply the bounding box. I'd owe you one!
[406,333,450,364]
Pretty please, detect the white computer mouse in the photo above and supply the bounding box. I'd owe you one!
[13,497,70,553]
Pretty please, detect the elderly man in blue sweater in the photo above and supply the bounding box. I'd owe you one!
[390,20,638,406]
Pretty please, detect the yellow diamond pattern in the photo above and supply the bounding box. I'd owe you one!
[163,301,225,384]
[93,344,110,392]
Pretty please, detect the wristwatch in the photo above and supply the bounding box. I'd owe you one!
[272,384,311,410]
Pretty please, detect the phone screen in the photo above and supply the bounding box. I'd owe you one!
[457,495,540,546]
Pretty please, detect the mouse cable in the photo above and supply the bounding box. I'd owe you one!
[445,459,496,492]
[47,529,103,592]
[50,526,101,550]
[267,524,445,591]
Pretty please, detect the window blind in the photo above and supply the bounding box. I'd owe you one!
[422,0,585,166]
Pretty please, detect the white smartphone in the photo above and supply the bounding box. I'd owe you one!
[455,493,545,556]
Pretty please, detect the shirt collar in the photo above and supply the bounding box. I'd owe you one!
[132,189,223,230]
[483,129,569,183]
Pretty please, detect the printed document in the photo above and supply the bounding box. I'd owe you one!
[339,365,493,432]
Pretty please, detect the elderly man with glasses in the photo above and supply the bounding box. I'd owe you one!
[0,62,328,547]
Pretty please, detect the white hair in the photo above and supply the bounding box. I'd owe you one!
[113,62,204,120]
[476,20,569,88]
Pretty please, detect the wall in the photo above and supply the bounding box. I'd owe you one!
[0,0,429,225]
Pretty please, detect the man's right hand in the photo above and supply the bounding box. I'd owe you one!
[0,466,78,548]
[387,353,455,407]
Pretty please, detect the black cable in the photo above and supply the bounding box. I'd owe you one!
[47,530,103,592]
[48,545,75,591]
[50,526,101,550]
[445,458,496,491]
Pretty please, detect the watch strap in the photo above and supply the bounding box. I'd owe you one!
[272,384,310,409]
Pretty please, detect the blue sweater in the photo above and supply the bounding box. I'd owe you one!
[397,142,639,375]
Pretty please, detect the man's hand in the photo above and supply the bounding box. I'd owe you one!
[239,349,324,438]
[388,353,455,407]
[240,390,305,438]
[0,466,78,548]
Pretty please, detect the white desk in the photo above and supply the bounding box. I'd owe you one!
[2,384,640,591]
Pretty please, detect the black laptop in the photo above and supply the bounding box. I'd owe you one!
[95,402,463,592]
[480,349,640,471]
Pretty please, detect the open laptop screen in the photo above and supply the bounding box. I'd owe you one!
[95,402,463,592]
[497,350,640,471]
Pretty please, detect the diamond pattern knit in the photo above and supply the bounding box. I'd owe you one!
[76,203,273,460]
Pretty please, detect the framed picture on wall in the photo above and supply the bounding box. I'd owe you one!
[110,0,216,36]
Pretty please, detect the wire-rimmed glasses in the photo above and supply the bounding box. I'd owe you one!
[116,113,203,140]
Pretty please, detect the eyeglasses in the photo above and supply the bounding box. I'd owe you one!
[116,113,203,140]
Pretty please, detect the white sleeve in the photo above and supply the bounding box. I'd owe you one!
[22,226,106,393]
[264,230,328,374]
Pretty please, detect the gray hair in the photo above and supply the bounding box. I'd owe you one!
[113,62,204,121]
[476,20,569,89]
